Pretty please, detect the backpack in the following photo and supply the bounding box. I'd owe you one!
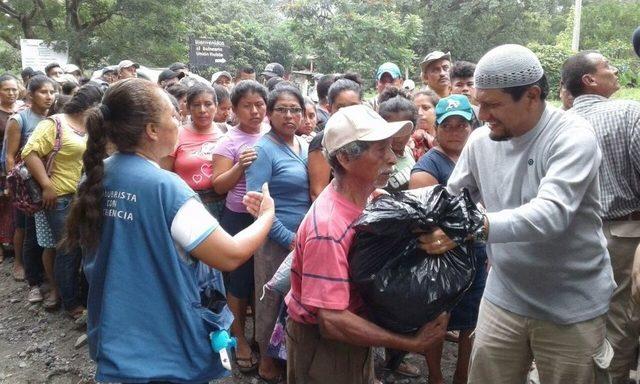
[6,116,63,214]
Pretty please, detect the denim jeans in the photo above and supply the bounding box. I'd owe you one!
[45,194,82,310]
[22,212,44,287]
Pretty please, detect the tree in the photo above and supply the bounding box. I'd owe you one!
[284,0,422,82]
[185,0,294,77]
[0,0,194,71]
[578,0,640,85]
[0,0,120,68]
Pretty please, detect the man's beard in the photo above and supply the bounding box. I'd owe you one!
[488,124,512,142]
[489,131,511,142]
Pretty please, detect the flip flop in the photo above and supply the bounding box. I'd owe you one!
[43,293,60,311]
[258,372,285,384]
[12,265,25,282]
[235,352,258,373]
[446,330,459,343]
[393,361,421,378]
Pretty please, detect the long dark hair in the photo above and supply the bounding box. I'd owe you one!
[27,75,55,93]
[62,78,166,251]
[327,73,363,106]
[266,85,304,114]
[378,87,418,127]
[186,83,217,107]
[62,84,104,115]
[0,73,17,87]
[230,80,267,108]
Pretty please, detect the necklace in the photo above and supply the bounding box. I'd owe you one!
[63,115,87,137]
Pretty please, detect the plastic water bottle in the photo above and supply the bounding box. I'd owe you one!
[18,166,42,202]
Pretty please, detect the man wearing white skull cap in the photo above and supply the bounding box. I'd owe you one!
[417,44,615,383]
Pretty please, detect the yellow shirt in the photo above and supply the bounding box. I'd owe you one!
[21,116,87,196]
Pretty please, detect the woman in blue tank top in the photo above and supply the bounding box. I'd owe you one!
[4,75,56,303]
[409,94,486,384]
[61,78,275,383]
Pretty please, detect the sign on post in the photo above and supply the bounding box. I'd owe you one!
[189,37,231,68]
[20,39,69,71]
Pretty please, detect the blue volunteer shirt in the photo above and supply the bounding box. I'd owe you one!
[83,153,232,383]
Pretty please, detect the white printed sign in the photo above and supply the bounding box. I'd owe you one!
[20,39,69,71]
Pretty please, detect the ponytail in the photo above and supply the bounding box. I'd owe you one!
[62,107,108,251]
[61,78,167,252]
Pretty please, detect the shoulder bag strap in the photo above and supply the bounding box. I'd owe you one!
[266,131,307,166]
[44,116,64,176]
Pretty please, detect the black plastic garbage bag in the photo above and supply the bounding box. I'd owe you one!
[349,185,484,334]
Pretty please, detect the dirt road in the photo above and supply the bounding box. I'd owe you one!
[0,257,456,383]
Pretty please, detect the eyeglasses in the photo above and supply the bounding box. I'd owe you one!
[273,107,303,115]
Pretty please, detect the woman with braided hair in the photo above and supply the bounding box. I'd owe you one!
[62,78,275,383]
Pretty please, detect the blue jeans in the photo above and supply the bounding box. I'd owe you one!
[45,195,82,310]
[21,212,44,287]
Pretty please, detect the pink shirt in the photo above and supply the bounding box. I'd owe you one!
[285,183,366,324]
[171,125,223,191]
[212,125,266,213]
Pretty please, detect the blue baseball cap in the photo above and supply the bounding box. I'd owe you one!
[376,62,402,81]
[435,94,474,125]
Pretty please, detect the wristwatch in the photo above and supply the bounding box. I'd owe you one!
[473,215,489,243]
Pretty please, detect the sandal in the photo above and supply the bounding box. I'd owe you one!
[393,361,421,378]
[446,330,459,343]
[12,265,25,282]
[43,293,60,311]
[258,372,285,384]
[235,352,258,373]
[67,307,86,321]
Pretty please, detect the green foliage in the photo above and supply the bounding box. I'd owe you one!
[91,1,191,68]
[0,0,639,94]
[577,0,640,87]
[612,87,640,101]
[413,0,572,67]
[284,0,422,85]
[0,0,195,71]
[0,41,21,74]
[185,0,293,77]
[528,43,573,98]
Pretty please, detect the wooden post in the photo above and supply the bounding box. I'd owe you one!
[571,0,582,52]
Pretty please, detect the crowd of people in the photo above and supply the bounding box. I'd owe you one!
[0,37,638,384]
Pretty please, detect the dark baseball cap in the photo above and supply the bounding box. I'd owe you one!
[158,69,185,84]
[102,65,118,75]
[21,67,36,80]
[169,62,188,72]
[262,63,285,78]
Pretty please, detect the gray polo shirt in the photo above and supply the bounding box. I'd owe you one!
[447,104,615,324]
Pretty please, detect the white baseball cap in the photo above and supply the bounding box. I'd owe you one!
[322,105,413,155]
[63,64,81,74]
[118,60,140,70]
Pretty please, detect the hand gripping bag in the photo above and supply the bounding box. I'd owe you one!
[349,185,484,333]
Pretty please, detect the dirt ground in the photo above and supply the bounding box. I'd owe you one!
[0,256,457,384]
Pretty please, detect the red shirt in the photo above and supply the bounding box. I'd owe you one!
[285,183,366,324]
[171,124,223,191]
